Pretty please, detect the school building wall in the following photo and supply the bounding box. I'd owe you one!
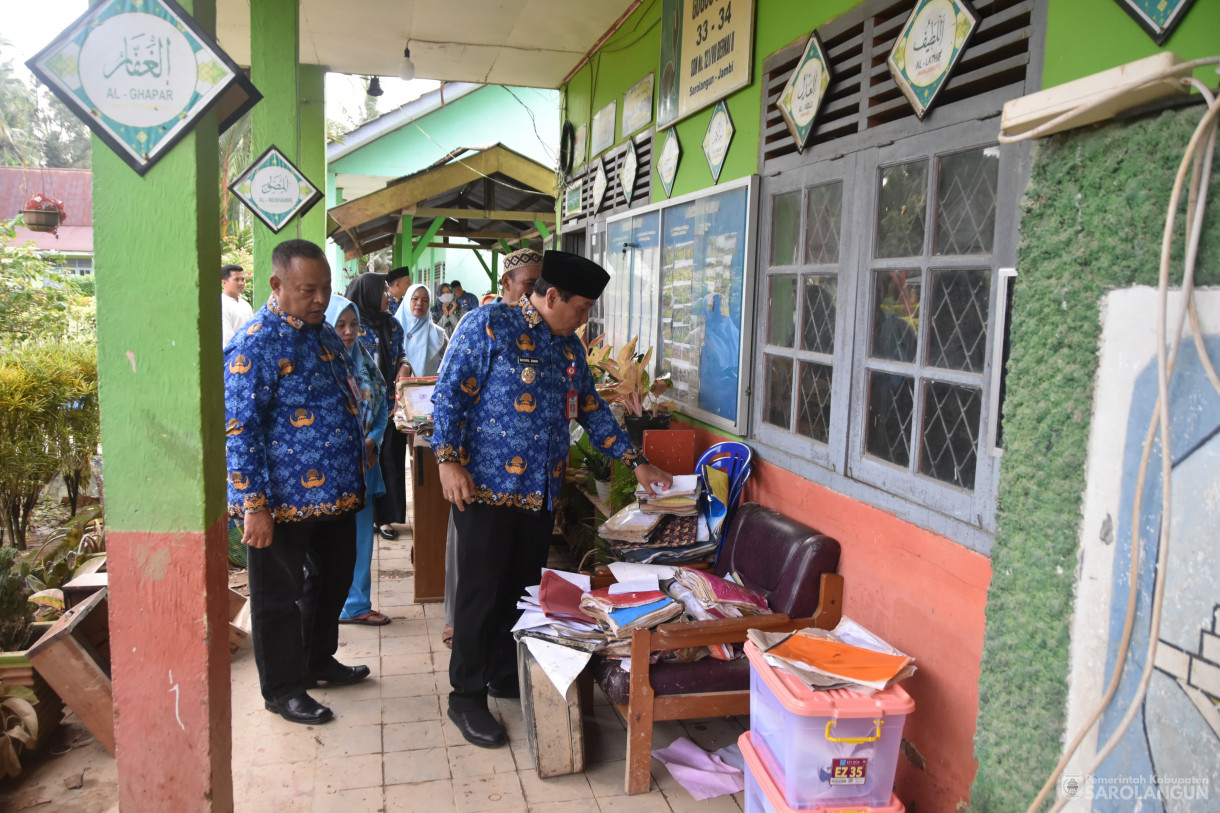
[565,0,1220,810]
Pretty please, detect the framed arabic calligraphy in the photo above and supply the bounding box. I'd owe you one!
[657,128,682,199]
[776,32,832,153]
[702,101,735,183]
[887,0,978,121]
[229,146,323,233]
[1113,0,1198,45]
[27,0,260,175]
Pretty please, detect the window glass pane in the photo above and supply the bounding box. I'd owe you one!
[770,191,801,266]
[797,361,833,443]
[804,182,842,264]
[935,146,999,255]
[801,276,836,354]
[926,268,990,372]
[920,381,982,490]
[764,354,794,429]
[767,275,798,347]
[875,160,927,258]
[870,270,921,363]
[865,371,914,467]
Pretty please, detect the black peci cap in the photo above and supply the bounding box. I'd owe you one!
[540,250,610,299]
[386,266,412,283]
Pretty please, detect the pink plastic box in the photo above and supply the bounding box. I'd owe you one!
[745,641,914,809]
[741,730,905,813]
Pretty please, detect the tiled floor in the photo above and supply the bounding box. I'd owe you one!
[229,521,750,812]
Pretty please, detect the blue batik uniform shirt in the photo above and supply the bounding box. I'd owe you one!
[225,298,366,522]
[431,296,642,512]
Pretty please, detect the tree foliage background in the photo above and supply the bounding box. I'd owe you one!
[1,41,90,170]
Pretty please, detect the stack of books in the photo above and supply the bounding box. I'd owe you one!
[578,586,682,639]
[635,474,700,516]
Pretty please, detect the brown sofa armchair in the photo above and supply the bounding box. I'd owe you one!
[589,502,843,794]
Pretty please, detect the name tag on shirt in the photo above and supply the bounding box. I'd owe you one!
[517,355,541,366]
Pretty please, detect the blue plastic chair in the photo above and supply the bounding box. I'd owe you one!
[696,441,753,564]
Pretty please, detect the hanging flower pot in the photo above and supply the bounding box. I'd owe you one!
[19,193,67,235]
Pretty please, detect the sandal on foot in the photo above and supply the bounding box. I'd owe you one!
[339,610,391,626]
[442,624,454,649]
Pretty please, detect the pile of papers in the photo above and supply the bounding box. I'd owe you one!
[597,502,663,544]
[607,515,717,564]
[747,617,916,694]
[636,474,700,516]
[579,585,683,639]
[671,568,770,618]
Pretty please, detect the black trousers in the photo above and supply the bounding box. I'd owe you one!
[375,425,407,527]
[247,512,357,703]
[449,502,552,712]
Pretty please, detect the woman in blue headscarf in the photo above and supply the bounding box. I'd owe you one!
[395,283,448,376]
[326,294,391,625]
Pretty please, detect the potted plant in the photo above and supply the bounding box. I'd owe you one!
[0,547,63,759]
[595,337,675,448]
[574,430,614,504]
[20,193,67,234]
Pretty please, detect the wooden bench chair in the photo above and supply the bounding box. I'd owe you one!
[589,503,843,794]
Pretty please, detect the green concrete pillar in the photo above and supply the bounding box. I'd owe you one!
[91,0,233,807]
[299,63,326,249]
[251,0,300,304]
[392,225,408,269]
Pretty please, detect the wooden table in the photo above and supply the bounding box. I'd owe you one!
[409,433,449,602]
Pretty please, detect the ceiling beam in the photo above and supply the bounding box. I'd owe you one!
[399,207,556,223]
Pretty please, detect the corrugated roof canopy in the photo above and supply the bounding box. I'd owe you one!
[328,144,557,261]
[216,0,640,88]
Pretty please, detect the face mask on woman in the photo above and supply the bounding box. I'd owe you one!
[439,293,454,304]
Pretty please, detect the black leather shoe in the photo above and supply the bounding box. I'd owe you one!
[378,526,398,540]
[487,681,520,699]
[447,706,506,748]
[265,694,333,725]
[311,662,371,686]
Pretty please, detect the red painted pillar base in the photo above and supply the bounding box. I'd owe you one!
[107,517,233,811]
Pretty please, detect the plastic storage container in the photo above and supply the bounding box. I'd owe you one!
[745,641,914,809]
[740,730,905,813]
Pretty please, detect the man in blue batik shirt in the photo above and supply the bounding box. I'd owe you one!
[225,239,371,726]
[431,250,673,748]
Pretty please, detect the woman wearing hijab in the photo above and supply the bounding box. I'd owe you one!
[345,272,409,540]
[325,295,391,625]
[432,282,460,337]
[394,283,448,376]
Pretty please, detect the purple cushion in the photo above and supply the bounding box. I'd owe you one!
[593,654,752,706]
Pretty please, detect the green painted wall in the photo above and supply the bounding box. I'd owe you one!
[328,85,559,296]
[1044,0,1220,89]
[329,86,559,177]
[92,0,226,533]
[971,104,1220,810]
[562,0,1219,201]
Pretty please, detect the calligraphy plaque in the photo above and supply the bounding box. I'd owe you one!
[592,159,610,213]
[657,0,755,129]
[777,31,832,153]
[27,0,259,175]
[564,179,584,219]
[657,128,681,199]
[622,140,640,204]
[229,146,323,233]
[1113,0,1198,45]
[622,73,655,138]
[591,101,617,157]
[702,101,734,184]
[887,0,978,120]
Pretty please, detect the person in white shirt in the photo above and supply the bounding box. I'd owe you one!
[221,264,254,346]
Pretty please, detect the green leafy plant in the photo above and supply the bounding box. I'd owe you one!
[595,336,674,418]
[574,431,613,482]
[0,682,38,778]
[0,548,33,652]
[0,343,100,548]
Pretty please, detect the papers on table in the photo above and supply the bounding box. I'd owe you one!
[580,587,683,638]
[747,616,916,693]
[635,473,700,516]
